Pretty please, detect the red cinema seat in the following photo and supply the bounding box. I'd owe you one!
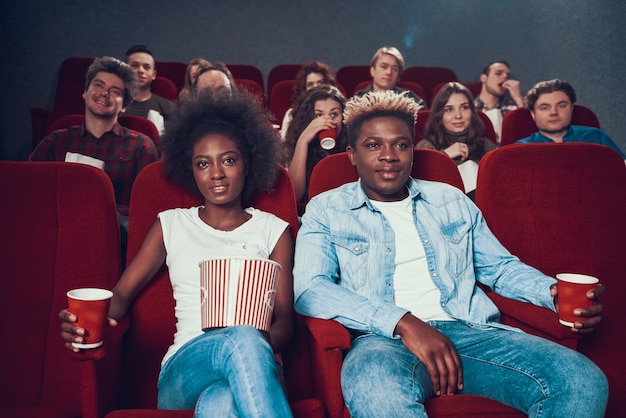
[72,162,327,418]
[267,64,303,99]
[0,161,121,418]
[335,65,371,97]
[475,143,626,417]
[402,66,458,106]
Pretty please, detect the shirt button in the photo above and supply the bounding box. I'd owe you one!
[441,302,446,307]
[354,246,360,252]
[432,272,438,277]
[423,239,429,243]
[386,248,392,252]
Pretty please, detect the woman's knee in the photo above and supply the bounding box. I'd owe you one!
[222,326,274,365]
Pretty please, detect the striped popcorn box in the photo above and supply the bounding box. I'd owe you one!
[200,257,282,332]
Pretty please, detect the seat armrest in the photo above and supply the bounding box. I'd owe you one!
[302,316,351,350]
[72,316,130,418]
[301,317,351,418]
[487,292,579,349]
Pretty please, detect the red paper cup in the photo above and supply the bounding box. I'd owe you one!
[555,273,599,327]
[67,288,113,349]
[200,257,282,333]
[319,128,336,150]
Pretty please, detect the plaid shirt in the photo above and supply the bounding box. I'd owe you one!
[474,96,518,115]
[29,122,158,214]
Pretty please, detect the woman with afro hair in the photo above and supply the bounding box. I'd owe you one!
[61,89,295,417]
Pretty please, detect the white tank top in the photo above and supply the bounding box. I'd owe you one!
[158,206,288,365]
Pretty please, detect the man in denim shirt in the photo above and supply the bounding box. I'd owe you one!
[293,91,607,417]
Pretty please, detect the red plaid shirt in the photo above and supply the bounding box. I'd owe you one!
[29,122,158,214]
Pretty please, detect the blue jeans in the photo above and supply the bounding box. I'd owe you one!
[157,325,293,418]
[341,321,607,417]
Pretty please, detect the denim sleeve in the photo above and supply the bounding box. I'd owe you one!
[468,200,557,310]
[293,197,409,338]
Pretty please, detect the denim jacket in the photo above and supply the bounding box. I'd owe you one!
[293,178,556,338]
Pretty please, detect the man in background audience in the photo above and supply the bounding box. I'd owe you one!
[517,79,625,159]
[354,46,426,109]
[30,56,159,245]
[124,44,176,132]
[475,60,525,143]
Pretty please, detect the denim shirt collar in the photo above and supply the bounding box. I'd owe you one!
[350,177,423,211]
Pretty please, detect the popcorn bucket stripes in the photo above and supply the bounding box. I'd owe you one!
[200,258,282,332]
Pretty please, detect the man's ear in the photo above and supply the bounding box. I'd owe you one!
[347,146,357,166]
[530,109,536,122]
[152,69,157,81]
[369,66,376,79]
[480,73,487,84]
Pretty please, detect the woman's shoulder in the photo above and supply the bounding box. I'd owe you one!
[246,207,289,227]
[158,206,200,222]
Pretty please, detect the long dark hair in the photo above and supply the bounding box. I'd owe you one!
[291,61,337,106]
[284,85,347,189]
[423,82,484,149]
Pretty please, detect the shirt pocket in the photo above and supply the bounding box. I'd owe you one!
[330,233,369,290]
[441,219,471,277]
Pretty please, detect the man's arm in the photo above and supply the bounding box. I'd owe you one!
[468,199,557,308]
[29,133,58,161]
[502,79,525,108]
[293,197,408,338]
[395,313,463,396]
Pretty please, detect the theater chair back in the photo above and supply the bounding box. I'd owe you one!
[0,161,120,417]
[475,143,626,417]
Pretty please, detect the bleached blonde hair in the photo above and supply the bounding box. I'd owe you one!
[370,46,406,75]
[344,90,420,147]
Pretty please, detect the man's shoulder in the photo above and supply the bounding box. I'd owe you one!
[354,84,373,97]
[151,93,175,107]
[307,181,360,209]
[116,124,155,146]
[569,125,603,136]
[40,125,82,145]
[516,131,544,144]
[411,178,466,203]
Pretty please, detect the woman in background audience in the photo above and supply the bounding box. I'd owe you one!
[280,61,338,139]
[179,57,210,100]
[284,85,348,204]
[416,82,497,197]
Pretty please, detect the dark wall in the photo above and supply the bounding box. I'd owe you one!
[1,0,625,160]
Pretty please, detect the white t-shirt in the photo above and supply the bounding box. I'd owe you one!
[371,196,453,322]
[158,206,288,365]
[279,108,293,141]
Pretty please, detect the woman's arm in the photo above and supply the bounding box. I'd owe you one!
[108,219,167,320]
[288,116,336,201]
[268,228,295,352]
[60,220,167,351]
